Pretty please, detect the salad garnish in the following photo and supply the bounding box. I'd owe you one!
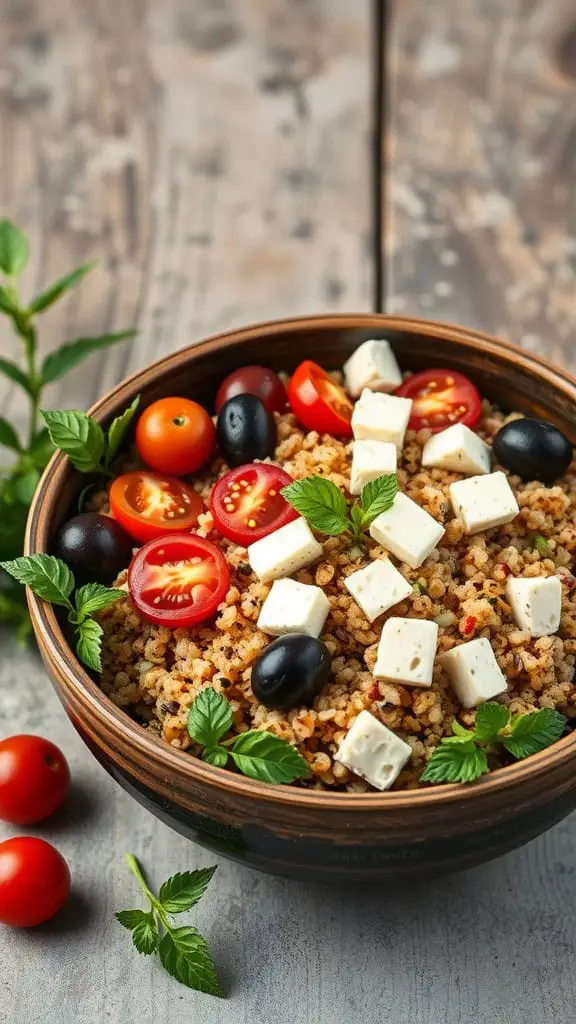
[281,472,397,540]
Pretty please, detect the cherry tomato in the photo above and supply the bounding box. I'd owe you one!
[109,471,204,544]
[0,736,70,825]
[128,533,230,627]
[210,464,298,545]
[215,366,287,415]
[135,397,215,476]
[395,369,481,433]
[287,361,353,436]
[0,837,71,927]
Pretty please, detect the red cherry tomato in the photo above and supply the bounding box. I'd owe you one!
[109,471,204,544]
[135,397,215,476]
[287,361,353,436]
[215,366,287,415]
[128,533,230,627]
[210,464,298,545]
[0,837,71,927]
[395,369,481,433]
[0,735,70,825]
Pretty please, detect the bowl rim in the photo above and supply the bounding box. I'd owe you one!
[25,312,576,811]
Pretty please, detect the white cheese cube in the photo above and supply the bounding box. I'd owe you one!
[350,440,397,496]
[449,471,519,534]
[334,710,412,791]
[344,558,412,623]
[369,491,445,569]
[343,339,402,398]
[440,637,507,707]
[351,389,412,451]
[373,617,439,687]
[506,575,562,637]
[257,578,331,637]
[247,518,323,583]
[422,423,491,476]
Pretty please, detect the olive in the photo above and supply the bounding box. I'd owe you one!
[493,418,573,484]
[216,394,276,468]
[53,513,133,584]
[251,634,332,709]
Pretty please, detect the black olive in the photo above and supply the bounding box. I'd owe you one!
[53,513,133,583]
[216,394,276,468]
[492,418,573,484]
[251,634,332,709]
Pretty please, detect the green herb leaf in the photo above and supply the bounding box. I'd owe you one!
[105,395,141,466]
[229,730,310,784]
[0,284,17,314]
[28,428,55,470]
[349,503,364,536]
[0,417,21,452]
[28,263,94,316]
[474,702,510,744]
[420,741,489,784]
[42,409,105,473]
[0,220,29,276]
[116,908,152,931]
[503,708,566,759]
[0,554,74,606]
[158,928,223,997]
[41,330,137,385]
[281,476,349,536]
[533,535,552,557]
[451,719,475,740]
[412,580,427,595]
[202,746,229,768]
[188,688,234,748]
[0,357,32,396]
[75,582,122,619]
[12,469,40,505]
[158,867,217,914]
[132,915,159,955]
[360,473,398,524]
[76,617,104,672]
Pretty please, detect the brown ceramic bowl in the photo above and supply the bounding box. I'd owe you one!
[26,315,576,883]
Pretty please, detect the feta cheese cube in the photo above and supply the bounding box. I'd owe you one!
[351,389,412,451]
[247,518,323,583]
[440,637,507,707]
[369,491,445,569]
[343,339,402,398]
[350,439,397,495]
[257,578,331,637]
[449,470,519,534]
[344,558,412,622]
[373,617,439,687]
[334,710,412,791]
[422,423,491,475]
[506,575,562,637]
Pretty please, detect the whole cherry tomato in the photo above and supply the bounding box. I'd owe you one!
[128,533,230,627]
[215,366,287,415]
[287,361,353,436]
[0,735,70,825]
[0,837,71,927]
[135,397,215,476]
[395,369,481,433]
[210,464,298,545]
[109,471,204,544]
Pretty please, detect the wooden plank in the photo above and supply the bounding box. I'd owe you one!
[384,0,576,371]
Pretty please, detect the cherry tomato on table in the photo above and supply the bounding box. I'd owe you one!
[128,534,230,627]
[0,735,70,825]
[288,361,353,437]
[109,471,204,544]
[135,397,215,476]
[395,369,481,433]
[210,464,298,545]
[215,366,287,415]
[0,837,71,927]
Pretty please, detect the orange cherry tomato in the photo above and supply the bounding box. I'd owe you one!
[135,397,215,476]
[287,361,353,436]
[128,534,230,627]
[109,471,204,544]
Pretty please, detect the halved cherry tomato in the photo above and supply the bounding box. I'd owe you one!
[0,837,71,927]
[128,534,230,626]
[109,471,203,544]
[210,464,298,545]
[287,361,353,436]
[215,366,287,415]
[135,397,215,476]
[0,735,70,825]
[395,369,481,433]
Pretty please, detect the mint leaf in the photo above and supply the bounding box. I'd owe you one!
[503,708,566,759]
[229,730,310,784]
[0,284,17,314]
[76,618,104,672]
[188,688,233,748]
[360,473,398,524]
[0,220,29,275]
[0,554,74,605]
[116,909,151,931]
[158,928,223,997]
[203,746,229,768]
[105,395,140,466]
[349,503,364,535]
[42,409,105,473]
[12,469,40,505]
[28,263,94,316]
[420,741,489,784]
[28,428,55,470]
[281,476,349,536]
[0,357,32,396]
[474,702,510,744]
[158,867,217,914]
[75,582,122,619]
[42,330,136,385]
[132,915,158,955]
[452,720,475,739]
[0,417,21,452]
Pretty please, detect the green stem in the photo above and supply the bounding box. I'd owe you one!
[23,323,40,445]
[125,853,172,932]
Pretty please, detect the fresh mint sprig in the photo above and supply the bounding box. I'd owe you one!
[42,395,140,477]
[0,554,121,671]
[117,854,222,997]
[281,473,397,540]
[421,703,567,784]
[187,688,310,784]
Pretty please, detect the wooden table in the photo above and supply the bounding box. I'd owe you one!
[1,3,575,1021]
